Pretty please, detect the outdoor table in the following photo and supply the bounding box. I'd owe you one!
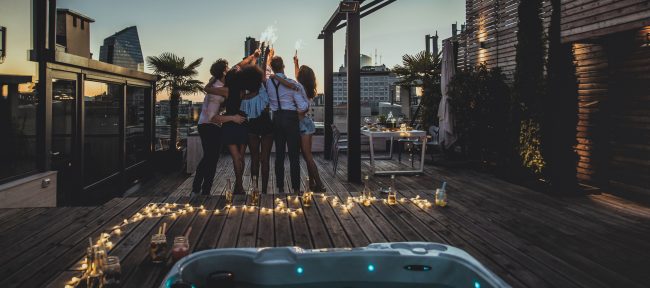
[361,128,427,175]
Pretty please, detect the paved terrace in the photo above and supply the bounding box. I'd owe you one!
[0,155,649,287]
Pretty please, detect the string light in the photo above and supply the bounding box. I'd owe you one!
[64,191,437,287]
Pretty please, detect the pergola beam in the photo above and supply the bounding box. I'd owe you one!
[323,33,334,160]
[346,9,361,183]
[334,0,396,31]
[318,0,395,182]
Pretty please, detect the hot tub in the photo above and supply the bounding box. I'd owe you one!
[161,242,510,288]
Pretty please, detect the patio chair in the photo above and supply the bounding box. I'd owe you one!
[414,125,441,162]
[398,125,441,167]
[331,124,348,173]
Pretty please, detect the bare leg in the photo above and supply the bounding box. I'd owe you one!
[229,144,246,194]
[248,134,261,186]
[260,134,273,194]
[301,134,323,190]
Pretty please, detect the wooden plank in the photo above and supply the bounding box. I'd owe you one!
[215,194,247,248]
[237,193,261,248]
[256,194,275,247]
[272,194,294,247]
[35,197,155,288]
[0,203,113,277]
[286,192,313,249]
[296,167,334,249]
[122,196,219,288]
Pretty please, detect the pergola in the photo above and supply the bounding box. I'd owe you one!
[319,0,396,183]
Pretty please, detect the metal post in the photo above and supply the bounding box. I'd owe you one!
[323,32,334,160]
[346,7,361,183]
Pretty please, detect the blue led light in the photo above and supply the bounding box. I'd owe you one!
[474,281,481,288]
[296,266,304,275]
[367,264,375,272]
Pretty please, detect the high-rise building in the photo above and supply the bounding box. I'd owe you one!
[333,64,398,113]
[55,9,95,58]
[244,36,259,58]
[99,26,144,71]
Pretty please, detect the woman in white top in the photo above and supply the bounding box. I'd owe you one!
[192,59,246,195]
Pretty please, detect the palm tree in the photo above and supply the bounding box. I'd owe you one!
[147,53,203,152]
[393,51,442,128]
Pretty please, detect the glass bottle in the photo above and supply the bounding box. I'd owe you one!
[435,182,448,207]
[94,247,107,271]
[250,176,260,207]
[86,263,103,288]
[102,256,121,288]
[387,175,397,205]
[302,176,313,207]
[171,236,190,262]
[225,178,233,206]
[150,233,168,263]
[362,175,372,207]
[85,245,96,272]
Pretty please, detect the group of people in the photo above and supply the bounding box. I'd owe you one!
[192,48,325,196]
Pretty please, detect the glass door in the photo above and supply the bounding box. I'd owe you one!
[51,78,77,205]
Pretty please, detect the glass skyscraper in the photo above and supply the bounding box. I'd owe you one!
[99,26,144,71]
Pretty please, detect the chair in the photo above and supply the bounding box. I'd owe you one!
[331,124,348,173]
[414,126,441,162]
[398,126,441,167]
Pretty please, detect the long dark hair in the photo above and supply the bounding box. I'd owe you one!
[297,65,317,99]
[224,65,264,115]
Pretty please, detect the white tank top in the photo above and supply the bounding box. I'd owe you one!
[197,80,225,125]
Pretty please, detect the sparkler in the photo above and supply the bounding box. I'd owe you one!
[294,39,304,58]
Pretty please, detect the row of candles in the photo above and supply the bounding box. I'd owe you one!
[65,176,448,287]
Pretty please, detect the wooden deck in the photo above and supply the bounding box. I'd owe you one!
[1,154,650,287]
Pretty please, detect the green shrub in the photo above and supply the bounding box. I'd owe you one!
[448,64,511,168]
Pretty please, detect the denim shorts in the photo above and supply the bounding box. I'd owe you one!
[299,117,316,135]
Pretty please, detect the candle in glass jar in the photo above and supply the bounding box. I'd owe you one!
[102,256,121,288]
[150,234,167,263]
[171,236,190,261]
[86,262,103,288]
[302,192,313,207]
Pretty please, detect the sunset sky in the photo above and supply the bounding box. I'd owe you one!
[1,0,465,102]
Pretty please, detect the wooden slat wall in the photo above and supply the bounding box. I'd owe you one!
[455,0,552,82]
[605,26,650,198]
[561,0,650,43]
[574,42,608,184]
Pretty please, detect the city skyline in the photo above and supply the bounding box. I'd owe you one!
[1,0,465,102]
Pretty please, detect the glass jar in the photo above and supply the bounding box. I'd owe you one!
[86,269,103,288]
[362,175,372,207]
[387,175,397,205]
[435,188,448,207]
[225,178,233,206]
[150,234,168,263]
[94,247,107,271]
[249,176,260,207]
[302,177,312,207]
[171,236,190,262]
[302,192,313,207]
[102,256,121,287]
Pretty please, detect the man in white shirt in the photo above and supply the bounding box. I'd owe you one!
[267,56,309,193]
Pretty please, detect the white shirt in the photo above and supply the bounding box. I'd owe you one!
[266,73,309,112]
[197,80,225,125]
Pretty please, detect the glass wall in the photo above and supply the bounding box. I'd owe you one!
[126,86,148,167]
[0,0,39,182]
[83,81,122,185]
